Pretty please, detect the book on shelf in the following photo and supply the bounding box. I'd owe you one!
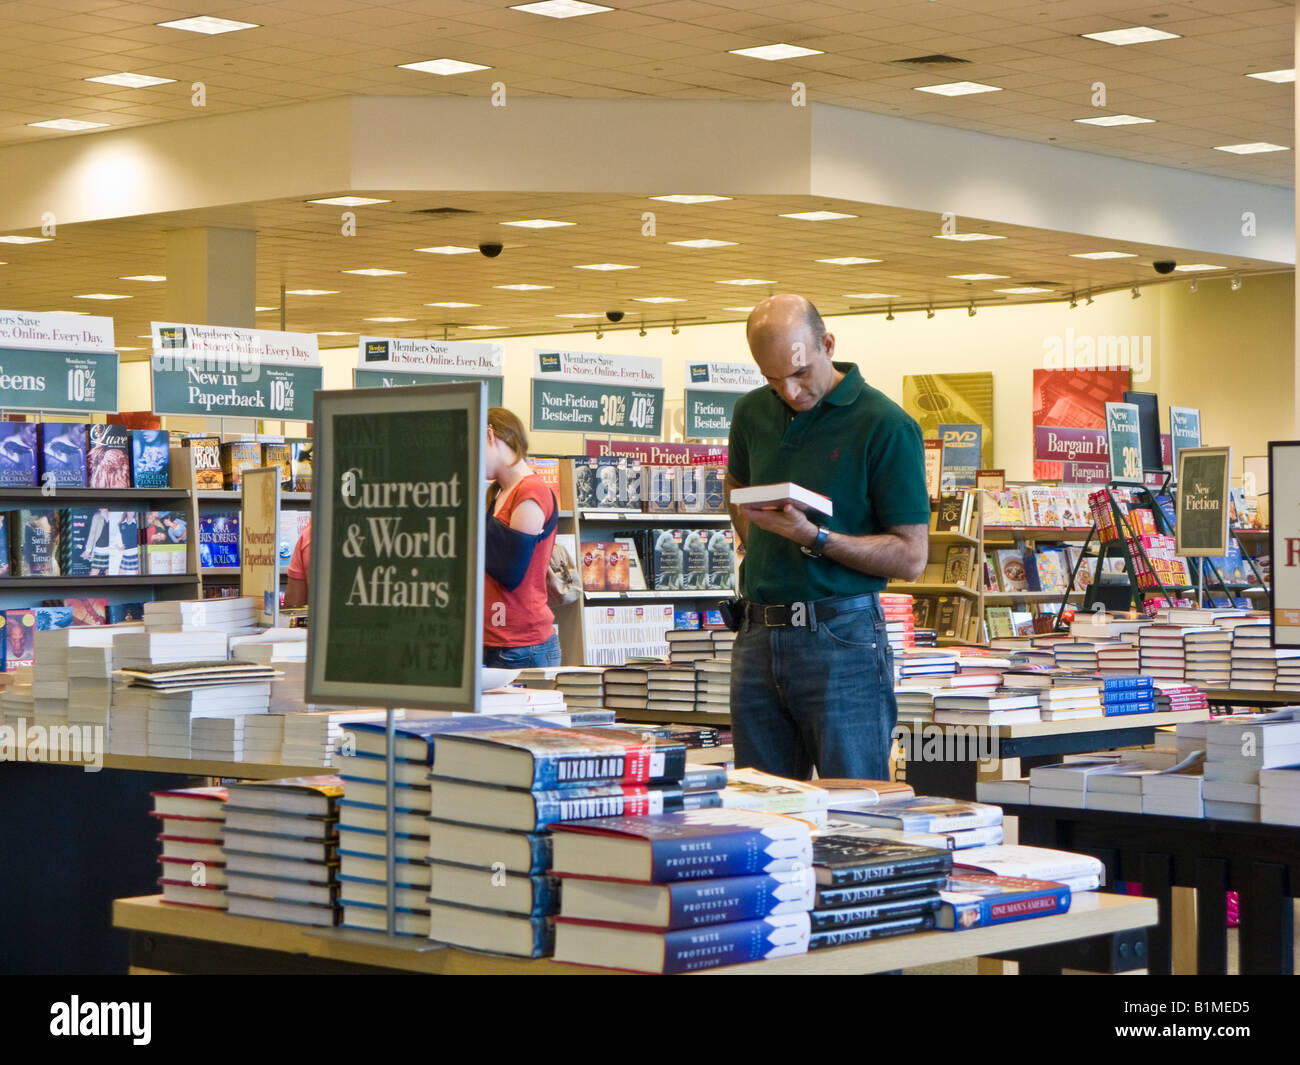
[936,873,1071,930]
[130,429,170,489]
[199,513,240,568]
[13,508,60,576]
[0,422,38,486]
[37,423,87,488]
[289,440,312,493]
[219,441,262,490]
[86,424,132,489]
[942,545,975,586]
[184,436,224,489]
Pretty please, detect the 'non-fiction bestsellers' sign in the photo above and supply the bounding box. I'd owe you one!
[938,423,982,489]
[150,322,323,420]
[1271,441,1300,647]
[1175,446,1231,557]
[1105,402,1144,485]
[240,466,280,627]
[531,348,663,436]
[1169,406,1202,469]
[307,382,485,711]
[354,337,504,406]
[0,310,119,413]
[683,362,763,438]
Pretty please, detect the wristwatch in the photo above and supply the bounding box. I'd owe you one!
[801,525,829,558]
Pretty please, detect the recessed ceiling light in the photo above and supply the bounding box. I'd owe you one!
[1071,251,1136,259]
[157,16,259,34]
[495,284,553,291]
[1173,264,1224,272]
[914,82,1002,96]
[29,118,108,131]
[499,219,574,228]
[426,301,479,308]
[844,292,900,299]
[119,275,166,282]
[85,72,175,88]
[949,273,1008,281]
[511,0,612,17]
[415,245,478,255]
[343,268,407,276]
[115,346,143,352]
[932,233,1005,242]
[463,325,502,330]
[1074,114,1155,126]
[319,331,357,336]
[0,235,51,244]
[718,279,775,286]
[575,263,637,271]
[635,297,685,303]
[724,306,755,313]
[1214,142,1290,154]
[669,239,737,248]
[75,293,129,300]
[1246,68,1295,83]
[53,311,90,316]
[398,58,490,76]
[255,306,279,312]
[816,256,882,265]
[308,196,392,206]
[556,313,605,318]
[729,43,825,61]
[1081,26,1179,46]
[286,289,338,296]
[780,210,856,221]
[364,316,414,323]
[997,287,1053,294]
[652,195,732,204]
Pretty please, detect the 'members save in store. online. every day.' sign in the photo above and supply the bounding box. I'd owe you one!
[531,348,664,436]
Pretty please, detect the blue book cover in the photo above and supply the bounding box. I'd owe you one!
[1096,675,1155,693]
[810,913,934,950]
[557,912,810,973]
[107,602,144,623]
[936,873,1071,930]
[38,423,87,488]
[656,867,814,928]
[33,607,73,631]
[0,422,38,486]
[552,809,813,882]
[131,429,171,488]
[199,514,239,568]
[435,728,650,790]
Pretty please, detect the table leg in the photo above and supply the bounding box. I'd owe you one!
[1170,887,1197,975]
[1194,858,1228,975]
[1139,852,1174,976]
[1237,862,1293,975]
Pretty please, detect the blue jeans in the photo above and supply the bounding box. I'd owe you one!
[483,633,561,669]
[729,596,897,780]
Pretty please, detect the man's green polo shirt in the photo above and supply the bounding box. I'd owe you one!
[727,361,931,604]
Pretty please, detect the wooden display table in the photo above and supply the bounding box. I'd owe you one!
[901,709,1210,800]
[113,893,1156,976]
[1003,801,1300,975]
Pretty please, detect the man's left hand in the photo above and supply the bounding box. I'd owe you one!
[737,503,817,548]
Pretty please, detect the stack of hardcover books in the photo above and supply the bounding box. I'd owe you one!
[666,628,735,665]
[426,725,690,957]
[553,668,605,709]
[719,767,829,827]
[645,663,697,713]
[694,658,730,712]
[1153,680,1209,713]
[880,592,916,658]
[151,784,228,909]
[222,776,345,926]
[550,809,816,972]
[1098,674,1155,716]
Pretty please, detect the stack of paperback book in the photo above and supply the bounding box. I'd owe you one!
[1141,757,1205,817]
[719,767,829,826]
[550,809,815,972]
[954,843,1103,891]
[55,623,145,736]
[645,663,697,713]
[694,658,730,712]
[879,593,916,658]
[244,714,285,764]
[281,708,390,767]
[1027,757,1125,809]
[1182,627,1233,687]
[1154,681,1209,713]
[1137,624,1212,682]
[151,784,228,909]
[231,634,307,713]
[426,725,692,956]
[1229,645,1300,690]
[1258,765,1300,827]
[1095,642,1140,671]
[930,688,1040,726]
[479,685,568,716]
[1099,674,1155,716]
[897,649,959,682]
[1035,680,1104,721]
[1203,711,1300,822]
[1174,719,1209,761]
[804,833,951,946]
[666,628,735,665]
[828,795,1005,850]
[1079,751,1190,813]
[141,596,259,639]
[222,775,345,926]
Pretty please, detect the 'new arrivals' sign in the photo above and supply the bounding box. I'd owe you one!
[531,348,663,436]
[150,322,322,420]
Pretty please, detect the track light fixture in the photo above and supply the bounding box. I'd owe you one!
[1189,279,1198,294]
[1086,289,1094,306]
[967,301,976,318]
[671,322,679,335]
[595,326,603,339]
[1231,275,1243,291]
[639,325,647,337]
[1069,292,1077,310]
[926,304,934,320]
[1131,286,1141,299]
[885,304,894,322]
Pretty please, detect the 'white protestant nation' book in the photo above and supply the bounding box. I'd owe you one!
[729,483,833,517]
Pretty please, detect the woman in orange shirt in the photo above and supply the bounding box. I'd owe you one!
[483,408,560,668]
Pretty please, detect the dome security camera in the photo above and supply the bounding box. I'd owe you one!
[605,310,625,323]
[1153,260,1176,274]
[479,242,504,258]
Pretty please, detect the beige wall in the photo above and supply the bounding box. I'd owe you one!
[119,272,1293,478]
